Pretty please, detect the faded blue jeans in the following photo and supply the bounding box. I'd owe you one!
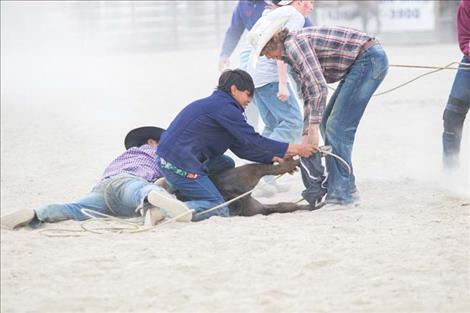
[240,45,260,130]
[156,155,235,222]
[320,44,388,204]
[442,56,470,169]
[253,82,303,143]
[35,174,164,223]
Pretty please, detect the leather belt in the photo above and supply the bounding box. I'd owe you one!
[358,38,379,57]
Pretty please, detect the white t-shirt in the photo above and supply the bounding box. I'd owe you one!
[247,5,305,88]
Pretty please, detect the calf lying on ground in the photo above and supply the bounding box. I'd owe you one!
[210,159,315,217]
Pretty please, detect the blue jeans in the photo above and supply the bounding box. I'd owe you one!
[240,46,260,130]
[34,174,164,223]
[156,155,235,221]
[253,82,303,143]
[320,45,388,204]
[442,56,470,169]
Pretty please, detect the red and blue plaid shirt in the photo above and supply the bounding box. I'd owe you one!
[281,26,373,130]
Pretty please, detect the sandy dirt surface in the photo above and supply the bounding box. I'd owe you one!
[1,44,469,312]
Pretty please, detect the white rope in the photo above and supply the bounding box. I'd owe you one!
[389,62,470,70]
[319,148,352,176]
[39,209,143,236]
[328,61,469,97]
[299,158,320,180]
[193,174,285,218]
[374,62,459,96]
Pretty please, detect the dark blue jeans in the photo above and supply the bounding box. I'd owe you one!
[442,56,470,169]
[320,45,388,204]
[156,155,235,221]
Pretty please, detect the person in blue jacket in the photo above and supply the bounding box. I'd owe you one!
[154,69,316,222]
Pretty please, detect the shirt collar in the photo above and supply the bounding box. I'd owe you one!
[134,144,157,157]
[213,90,245,113]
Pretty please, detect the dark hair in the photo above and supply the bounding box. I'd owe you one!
[216,69,254,96]
[261,28,289,55]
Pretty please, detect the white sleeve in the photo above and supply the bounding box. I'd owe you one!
[269,6,305,31]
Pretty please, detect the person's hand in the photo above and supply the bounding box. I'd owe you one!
[302,123,320,149]
[277,82,289,102]
[284,143,317,159]
[272,156,285,163]
[295,143,317,158]
[218,57,230,72]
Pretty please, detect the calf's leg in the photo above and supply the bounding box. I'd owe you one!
[210,159,299,196]
[233,196,314,217]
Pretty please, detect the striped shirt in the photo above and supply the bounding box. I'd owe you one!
[100,144,161,182]
[281,26,373,128]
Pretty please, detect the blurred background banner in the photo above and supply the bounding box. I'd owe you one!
[314,0,436,33]
[0,0,460,56]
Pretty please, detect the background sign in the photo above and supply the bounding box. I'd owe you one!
[315,1,436,33]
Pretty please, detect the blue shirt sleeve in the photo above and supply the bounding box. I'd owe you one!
[215,104,288,163]
[219,2,246,58]
[304,17,313,27]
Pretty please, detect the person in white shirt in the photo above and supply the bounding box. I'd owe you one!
[247,0,314,144]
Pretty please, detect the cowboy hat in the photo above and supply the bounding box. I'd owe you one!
[124,126,165,149]
[247,16,290,69]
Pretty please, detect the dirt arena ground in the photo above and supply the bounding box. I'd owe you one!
[1,43,469,312]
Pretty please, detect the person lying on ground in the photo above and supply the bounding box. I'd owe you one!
[0,126,191,230]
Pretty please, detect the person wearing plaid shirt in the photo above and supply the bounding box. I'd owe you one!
[1,127,192,230]
[248,18,388,205]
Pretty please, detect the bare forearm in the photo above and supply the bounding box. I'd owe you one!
[277,60,288,84]
[302,124,320,147]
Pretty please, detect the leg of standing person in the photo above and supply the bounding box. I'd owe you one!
[251,82,303,196]
[253,85,277,139]
[321,45,388,204]
[240,45,261,130]
[442,56,470,169]
[253,82,303,143]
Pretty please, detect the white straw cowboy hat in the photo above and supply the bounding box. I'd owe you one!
[247,16,290,68]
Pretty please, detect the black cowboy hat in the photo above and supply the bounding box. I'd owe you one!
[124,126,165,149]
